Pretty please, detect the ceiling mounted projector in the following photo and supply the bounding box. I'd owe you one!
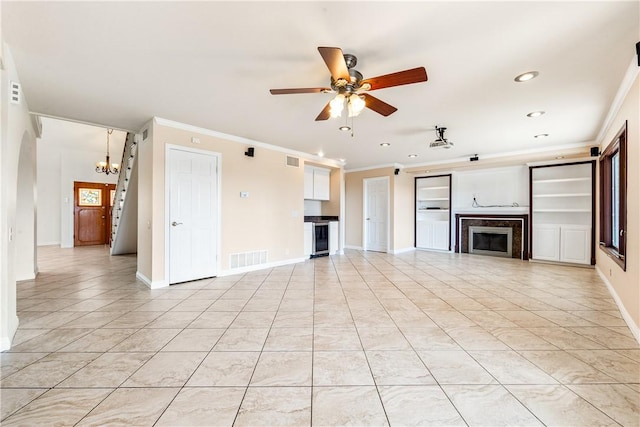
[429,126,454,149]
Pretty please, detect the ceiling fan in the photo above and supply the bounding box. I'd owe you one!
[270,47,428,121]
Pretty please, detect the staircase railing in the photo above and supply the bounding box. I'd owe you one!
[110,132,137,250]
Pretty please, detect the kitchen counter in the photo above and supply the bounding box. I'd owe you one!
[304,216,339,222]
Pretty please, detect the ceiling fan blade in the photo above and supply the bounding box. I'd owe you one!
[318,47,350,81]
[363,94,397,116]
[270,87,331,95]
[362,67,428,91]
[315,102,331,121]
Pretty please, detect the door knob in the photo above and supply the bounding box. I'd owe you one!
[171,221,183,227]
[366,218,371,220]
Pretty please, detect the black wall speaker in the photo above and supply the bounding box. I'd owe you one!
[590,146,600,157]
[245,147,254,157]
[394,168,400,175]
[636,41,640,67]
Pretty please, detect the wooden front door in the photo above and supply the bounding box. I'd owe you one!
[74,181,116,246]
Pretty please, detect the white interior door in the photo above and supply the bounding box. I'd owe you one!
[168,147,218,284]
[364,177,389,252]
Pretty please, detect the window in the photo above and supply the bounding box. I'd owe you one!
[599,121,627,270]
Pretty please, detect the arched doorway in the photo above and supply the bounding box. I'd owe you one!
[15,132,37,280]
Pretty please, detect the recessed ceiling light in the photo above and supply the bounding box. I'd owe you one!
[514,71,539,82]
[556,156,564,159]
[425,170,431,173]
[527,111,545,118]
[408,154,418,158]
[534,133,549,139]
[380,142,391,147]
[339,125,351,131]
[317,152,324,157]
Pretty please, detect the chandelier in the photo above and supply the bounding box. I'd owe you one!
[95,129,119,175]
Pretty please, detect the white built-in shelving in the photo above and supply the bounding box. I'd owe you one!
[415,175,451,251]
[530,162,594,265]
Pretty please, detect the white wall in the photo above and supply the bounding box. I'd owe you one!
[36,143,62,245]
[452,165,529,211]
[1,43,38,351]
[36,118,125,247]
[303,200,322,216]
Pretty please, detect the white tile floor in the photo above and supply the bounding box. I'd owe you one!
[1,245,639,426]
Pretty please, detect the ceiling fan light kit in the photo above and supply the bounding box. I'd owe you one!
[270,46,427,125]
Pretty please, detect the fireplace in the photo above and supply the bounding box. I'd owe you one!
[469,226,513,257]
[455,214,529,260]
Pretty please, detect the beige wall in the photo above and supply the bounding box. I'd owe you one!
[139,120,305,284]
[393,171,416,252]
[344,167,416,253]
[345,167,396,249]
[596,74,639,336]
[322,166,342,217]
[136,121,154,281]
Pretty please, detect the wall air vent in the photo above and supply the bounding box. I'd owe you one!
[286,156,300,167]
[10,82,20,104]
[142,129,148,141]
[230,250,268,269]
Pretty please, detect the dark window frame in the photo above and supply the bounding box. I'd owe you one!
[599,121,627,271]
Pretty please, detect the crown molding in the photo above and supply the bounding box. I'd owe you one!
[596,54,640,144]
[153,117,343,169]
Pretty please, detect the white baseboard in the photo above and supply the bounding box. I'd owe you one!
[219,257,306,277]
[390,247,416,255]
[136,271,168,289]
[15,271,36,281]
[596,266,640,344]
[37,241,60,247]
[344,245,363,250]
[0,315,19,352]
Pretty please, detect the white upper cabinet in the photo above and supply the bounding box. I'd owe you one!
[304,165,331,201]
[304,167,314,199]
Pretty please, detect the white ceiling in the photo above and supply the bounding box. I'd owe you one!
[3,1,638,170]
[38,117,126,155]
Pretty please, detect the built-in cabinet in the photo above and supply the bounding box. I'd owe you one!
[303,222,312,257]
[530,161,595,265]
[415,175,452,251]
[329,221,339,254]
[303,220,339,258]
[304,166,330,200]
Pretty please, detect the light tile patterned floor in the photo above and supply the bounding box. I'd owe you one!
[1,245,639,426]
